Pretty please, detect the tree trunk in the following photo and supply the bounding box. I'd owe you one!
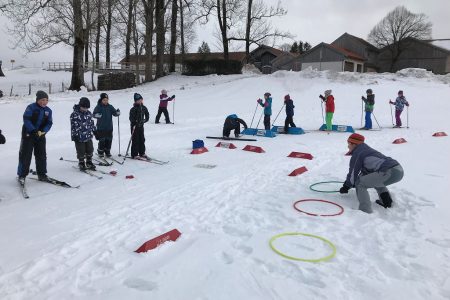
[169,0,178,72]
[179,0,185,73]
[95,0,101,68]
[155,0,165,79]
[217,0,229,61]
[142,0,154,82]
[85,0,91,67]
[132,1,140,85]
[106,0,112,69]
[125,0,133,69]
[245,0,252,61]
[69,0,85,91]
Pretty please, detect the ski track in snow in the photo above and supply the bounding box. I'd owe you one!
[1,68,450,299]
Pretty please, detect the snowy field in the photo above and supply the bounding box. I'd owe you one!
[1,68,450,300]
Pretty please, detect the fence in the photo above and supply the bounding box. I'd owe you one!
[1,80,70,97]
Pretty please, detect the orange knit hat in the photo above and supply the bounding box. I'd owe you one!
[348,133,365,145]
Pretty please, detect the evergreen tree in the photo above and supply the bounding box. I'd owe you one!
[198,41,211,54]
[290,42,298,53]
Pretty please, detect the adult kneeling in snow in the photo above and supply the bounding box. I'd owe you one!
[223,114,247,138]
[340,133,404,213]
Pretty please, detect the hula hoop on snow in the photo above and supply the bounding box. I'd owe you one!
[269,232,336,262]
[293,199,344,217]
[309,181,344,193]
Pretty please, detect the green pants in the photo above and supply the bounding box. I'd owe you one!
[326,112,333,131]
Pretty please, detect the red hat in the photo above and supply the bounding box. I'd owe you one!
[348,133,365,145]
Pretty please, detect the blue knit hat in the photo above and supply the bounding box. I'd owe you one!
[134,93,143,101]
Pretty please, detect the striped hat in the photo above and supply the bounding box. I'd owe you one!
[348,133,365,145]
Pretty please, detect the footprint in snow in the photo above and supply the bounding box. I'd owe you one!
[123,278,158,291]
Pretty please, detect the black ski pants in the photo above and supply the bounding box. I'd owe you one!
[223,123,240,138]
[284,116,296,133]
[75,140,94,161]
[98,137,113,154]
[263,115,271,130]
[155,107,170,123]
[131,126,146,157]
[17,135,47,177]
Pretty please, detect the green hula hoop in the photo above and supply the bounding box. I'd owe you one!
[309,181,344,193]
[269,232,336,263]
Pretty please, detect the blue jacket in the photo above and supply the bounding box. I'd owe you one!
[93,102,119,132]
[259,97,272,115]
[345,143,399,187]
[285,99,295,116]
[70,105,96,142]
[22,103,53,137]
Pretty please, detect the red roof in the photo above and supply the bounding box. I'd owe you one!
[329,45,366,61]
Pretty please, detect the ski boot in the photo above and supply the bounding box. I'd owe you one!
[18,176,25,185]
[105,150,112,158]
[376,192,393,208]
[97,149,105,158]
[38,174,49,181]
[86,159,96,170]
[78,160,87,171]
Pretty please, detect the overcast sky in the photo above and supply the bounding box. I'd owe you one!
[1,0,449,67]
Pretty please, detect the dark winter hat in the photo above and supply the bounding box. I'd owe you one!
[398,90,403,95]
[100,93,108,100]
[264,92,271,97]
[79,97,90,108]
[366,89,373,94]
[348,133,365,145]
[284,94,290,100]
[36,90,49,102]
[134,93,143,101]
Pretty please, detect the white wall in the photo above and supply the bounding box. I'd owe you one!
[301,61,342,72]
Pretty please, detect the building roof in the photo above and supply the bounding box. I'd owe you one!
[119,52,247,64]
[333,32,379,52]
[249,45,285,57]
[329,44,366,61]
[427,39,450,52]
[379,37,450,54]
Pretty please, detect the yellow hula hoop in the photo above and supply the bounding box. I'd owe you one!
[269,232,336,263]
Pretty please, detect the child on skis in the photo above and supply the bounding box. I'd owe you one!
[257,92,272,130]
[284,94,296,133]
[319,89,334,131]
[70,97,96,170]
[361,89,375,130]
[339,133,404,213]
[223,114,248,138]
[129,93,150,159]
[389,90,409,128]
[93,93,120,158]
[155,89,175,124]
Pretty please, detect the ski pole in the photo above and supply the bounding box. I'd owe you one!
[361,98,364,127]
[389,101,394,126]
[320,100,325,125]
[249,102,259,128]
[406,106,409,129]
[172,98,175,124]
[122,125,136,163]
[271,104,285,127]
[372,112,381,129]
[255,110,264,134]
[117,114,121,156]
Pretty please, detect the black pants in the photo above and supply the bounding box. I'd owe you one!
[284,116,296,133]
[75,140,94,161]
[131,126,146,157]
[223,124,240,137]
[155,107,170,123]
[98,137,112,154]
[17,135,47,177]
[263,115,271,130]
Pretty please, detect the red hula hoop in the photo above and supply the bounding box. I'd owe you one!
[293,199,344,217]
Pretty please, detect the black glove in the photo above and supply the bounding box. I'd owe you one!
[171,95,175,99]
[319,95,325,101]
[116,109,121,116]
[361,96,365,100]
[339,185,350,194]
[0,130,5,144]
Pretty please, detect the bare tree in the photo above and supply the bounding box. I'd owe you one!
[141,0,154,82]
[368,6,432,71]
[242,0,290,58]
[1,0,87,90]
[105,0,116,68]
[169,0,178,72]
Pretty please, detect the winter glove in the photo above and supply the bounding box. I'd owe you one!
[339,185,350,194]
[171,95,175,99]
[34,130,45,138]
[389,100,393,104]
[0,130,5,144]
[319,95,325,101]
[257,99,262,104]
[94,113,102,118]
[361,96,366,101]
[116,109,121,116]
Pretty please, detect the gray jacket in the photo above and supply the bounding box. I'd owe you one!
[345,143,399,187]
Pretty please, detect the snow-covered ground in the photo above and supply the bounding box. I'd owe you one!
[1,68,450,300]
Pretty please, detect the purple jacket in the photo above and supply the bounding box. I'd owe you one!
[159,94,174,108]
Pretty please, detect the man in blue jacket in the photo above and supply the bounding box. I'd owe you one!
[17,90,53,183]
[340,133,404,213]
